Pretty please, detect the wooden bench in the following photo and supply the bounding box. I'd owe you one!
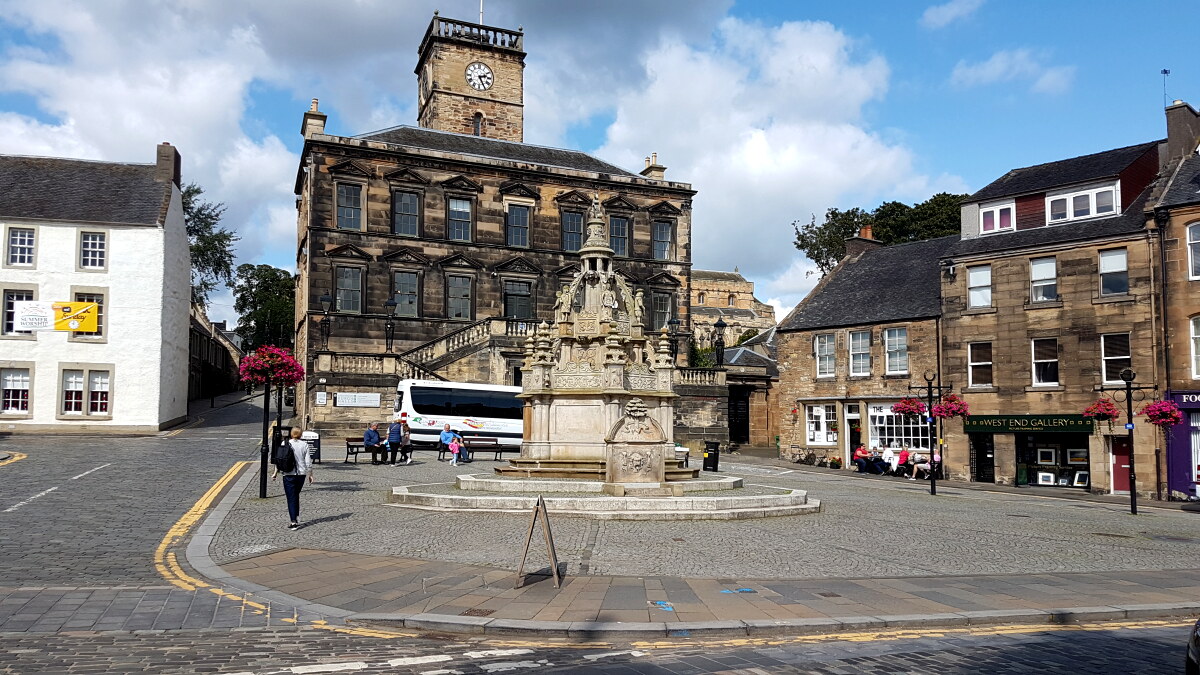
[344,438,365,463]
[463,436,514,461]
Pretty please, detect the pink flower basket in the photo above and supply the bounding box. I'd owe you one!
[891,398,927,417]
[238,345,305,387]
[1082,398,1120,422]
[931,393,970,419]
[1138,400,1184,427]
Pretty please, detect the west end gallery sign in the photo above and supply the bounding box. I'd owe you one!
[962,415,1094,434]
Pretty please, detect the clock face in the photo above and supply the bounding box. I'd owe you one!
[465,62,493,91]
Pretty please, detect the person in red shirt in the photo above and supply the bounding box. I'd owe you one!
[852,445,871,473]
[897,447,911,477]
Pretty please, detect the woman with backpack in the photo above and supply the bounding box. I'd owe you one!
[386,417,407,465]
[272,427,315,529]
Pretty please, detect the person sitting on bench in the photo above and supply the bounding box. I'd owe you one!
[438,424,463,462]
[363,422,387,465]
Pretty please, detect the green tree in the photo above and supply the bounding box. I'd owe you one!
[182,183,238,308]
[792,193,967,275]
[688,340,717,368]
[735,328,759,346]
[231,264,295,350]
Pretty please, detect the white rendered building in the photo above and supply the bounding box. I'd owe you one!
[0,144,191,432]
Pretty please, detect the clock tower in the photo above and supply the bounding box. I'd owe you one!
[416,12,526,142]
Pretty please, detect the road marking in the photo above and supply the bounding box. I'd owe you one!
[3,486,58,512]
[583,650,648,660]
[290,664,368,674]
[0,451,27,468]
[163,415,205,438]
[464,649,534,658]
[71,463,112,480]
[478,662,548,673]
[388,655,454,666]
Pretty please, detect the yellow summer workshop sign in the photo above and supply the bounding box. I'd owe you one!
[12,301,99,332]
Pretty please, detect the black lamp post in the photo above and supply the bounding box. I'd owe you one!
[318,294,333,350]
[667,317,680,360]
[909,369,952,496]
[384,298,397,353]
[1120,369,1138,515]
[713,317,727,368]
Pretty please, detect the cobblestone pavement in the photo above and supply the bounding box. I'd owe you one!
[211,449,1200,579]
[0,621,1191,673]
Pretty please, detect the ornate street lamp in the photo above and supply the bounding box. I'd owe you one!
[384,298,398,353]
[908,369,952,496]
[1099,368,1155,515]
[318,294,333,350]
[713,317,727,368]
[667,317,680,360]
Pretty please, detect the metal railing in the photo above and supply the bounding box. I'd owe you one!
[428,16,523,50]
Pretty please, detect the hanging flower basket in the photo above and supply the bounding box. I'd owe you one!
[891,398,927,417]
[931,393,970,419]
[239,345,305,387]
[1082,398,1120,422]
[1139,400,1184,427]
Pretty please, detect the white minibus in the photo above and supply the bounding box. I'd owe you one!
[394,379,524,447]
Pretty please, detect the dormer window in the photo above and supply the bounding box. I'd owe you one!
[1045,183,1118,224]
[979,201,1014,234]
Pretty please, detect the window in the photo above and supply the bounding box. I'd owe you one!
[884,327,908,374]
[80,232,106,268]
[2,368,30,413]
[62,370,84,414]
[6,228,34,266]
[652,221,673,260]
[979,202,1013,234]
[697,292,706,305]
[561,211,583,252]
[1189,224,1200,280]
[1193,317,1200,379]
[392,272,419,318]
[651,292,672,331]
[815,333,835,377]
[806,404,837,445]
[1046,184,1117,224]
[968,342,993,387]
[88,371,110,414]
[728,294,735,307]
[392,190,420,236]
[609,216,629,257]
[849,330,870,376]
[868,404,929,449]
[967,265,991,308]
[72,292,104,338]
[1101,333,1131,383]
[503,280,533,319]
[1030,257,1057,302]
[447,275,473,320]
[335,266,362,313]
[506,204,530,247]
[3,289,33,335]
[336,183,362,230]
[447,198,472,242]
[1032,338,1059,386]
[1099,248,1128,296]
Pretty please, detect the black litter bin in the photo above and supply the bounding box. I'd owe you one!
[702,441,720,472]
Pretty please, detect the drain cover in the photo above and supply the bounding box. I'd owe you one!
[460,608,495,617]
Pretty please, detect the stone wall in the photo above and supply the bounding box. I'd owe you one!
[673,384,729,452]
[418,38,525,142]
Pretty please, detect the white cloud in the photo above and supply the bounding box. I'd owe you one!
[919,0,984,29]
[950,48,1075,94]
[595,18,953,317]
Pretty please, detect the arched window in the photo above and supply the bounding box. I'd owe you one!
[472,113,483,137]
[727,294,735,307]
[697,292,706,305]
[1189,223,1200,280]
[1192,316,1200,378]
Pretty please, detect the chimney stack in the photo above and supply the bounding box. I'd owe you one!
[301,98,328,139]
[154,142,181,187]
[639,151,666,181]
[1165,99,1200,161]
[844,224,883,258]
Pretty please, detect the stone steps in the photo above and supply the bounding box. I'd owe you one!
[495,458,699,481]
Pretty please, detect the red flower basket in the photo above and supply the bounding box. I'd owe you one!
[931,393,970,419]
[239,346,305,387]
[1139,400,1184,427]
[1082,398,1120,422]
[891,398,927,417]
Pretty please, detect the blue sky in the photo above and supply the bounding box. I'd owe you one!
[0,0,1196,324]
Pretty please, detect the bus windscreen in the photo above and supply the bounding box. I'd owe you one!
[410,386,523,419]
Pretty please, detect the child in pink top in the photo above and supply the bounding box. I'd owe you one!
[448,439,461,466]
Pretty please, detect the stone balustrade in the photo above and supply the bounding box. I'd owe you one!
[676,368,727,386]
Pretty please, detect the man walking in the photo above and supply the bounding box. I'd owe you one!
[364,422,387,465]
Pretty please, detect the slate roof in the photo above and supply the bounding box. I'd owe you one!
[740,325,776,349]
[355,125,636,177]
[723,346,779,377]
[693,269,746,281]
[0,155,169,225]
[969,141,1160,203]
[779,235,958,332]
[949,185,1151,258]
[692,306,761,321]
[1159,155,1200,208]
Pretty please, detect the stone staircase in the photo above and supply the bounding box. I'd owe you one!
[495,457,699,481]
[399,317,538,379]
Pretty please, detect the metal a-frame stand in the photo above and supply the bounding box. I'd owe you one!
[514,495,561,589]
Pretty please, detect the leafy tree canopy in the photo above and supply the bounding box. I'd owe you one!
[735,328,759,346]
[792,192,967,276]
[182,183,238,308]
[231,263,295,351]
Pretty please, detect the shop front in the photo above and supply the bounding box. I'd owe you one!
[963,415,1095,489]
[1166,391,1200,499]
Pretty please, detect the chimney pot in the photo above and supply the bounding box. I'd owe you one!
[310,98,319,112]
[645,156,651,169]
[859,224,874,240]
[1174,99,1184,105]
[651,152,658,164]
